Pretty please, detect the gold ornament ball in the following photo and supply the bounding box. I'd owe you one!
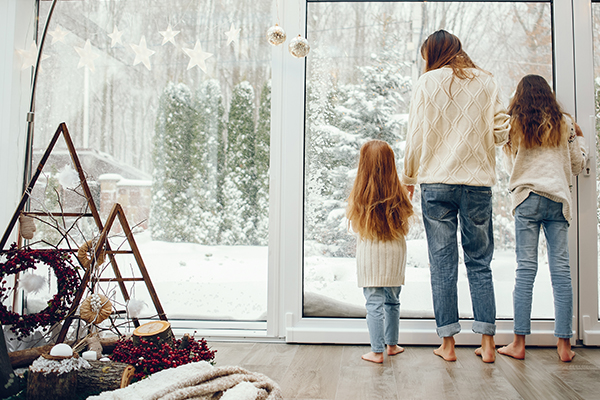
[289,35,310,58]
[266,24,286,46]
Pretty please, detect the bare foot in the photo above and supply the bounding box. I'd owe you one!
[557,338,575,362]
[475,334,496,363]
[387,345,405,356]
[433,336,456,361]
[361,351,384,363]
[498,334,526,360]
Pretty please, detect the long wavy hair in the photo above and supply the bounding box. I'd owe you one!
[506,74,564,150]
[421,30,483,79]
[346,140,413,241]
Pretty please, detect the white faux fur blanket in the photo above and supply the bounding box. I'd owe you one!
[87,361,283,400]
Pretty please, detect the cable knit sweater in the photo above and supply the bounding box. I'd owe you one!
[356,237,407,287]
[503,114,588,222]
[402,67,510,186]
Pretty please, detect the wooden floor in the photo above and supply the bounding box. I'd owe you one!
[208,341,600,400]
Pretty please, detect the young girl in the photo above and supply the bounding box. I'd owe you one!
[346,140,414,363]
[498,75,588,362]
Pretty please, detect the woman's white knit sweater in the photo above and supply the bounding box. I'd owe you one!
[503,114,588,222]
[402,67,510,187]
[356,237,407,287]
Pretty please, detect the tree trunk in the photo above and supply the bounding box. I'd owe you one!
[77,360,134,397]
[27,369,77,400]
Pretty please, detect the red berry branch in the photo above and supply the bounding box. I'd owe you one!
[110,334,216,381]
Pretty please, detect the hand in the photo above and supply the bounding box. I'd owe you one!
[406,185,415,200]
[574,122,584,137]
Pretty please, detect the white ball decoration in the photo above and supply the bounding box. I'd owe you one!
[266,24,286,46]
[288,35,310,58]
[19,273,46,294]
[50,343,73,357]
[126,298,147,319]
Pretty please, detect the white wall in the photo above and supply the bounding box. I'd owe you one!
[0,0,36,246]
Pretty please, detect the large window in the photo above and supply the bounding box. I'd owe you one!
[27,0,273,322]
[303,1,553,319]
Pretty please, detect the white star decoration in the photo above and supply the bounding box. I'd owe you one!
[48,25,68,45]
[74,39,100,72]
[159,24,180,46]
[130,36,155,70]
[16,41,49,70]
[108,26,124,48]
[224,23,240,46]
[182,41,212,73]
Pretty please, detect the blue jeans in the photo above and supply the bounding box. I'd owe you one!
[363,286,402,352]
[421,184,496,337]
[513,193,573,338]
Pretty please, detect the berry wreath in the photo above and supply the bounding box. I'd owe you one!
[0,243,81,339]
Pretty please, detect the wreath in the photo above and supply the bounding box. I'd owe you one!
[0,243,80,339]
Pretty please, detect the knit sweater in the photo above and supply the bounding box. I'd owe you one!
[356,237,407,287]
[503,114,588,222]
[402,67,510,187]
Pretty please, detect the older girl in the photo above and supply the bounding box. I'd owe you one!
[498,74,588,362]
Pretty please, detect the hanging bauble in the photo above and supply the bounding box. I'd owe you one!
[79,293,112,324]
[266,24,286,46]
[19,214,36,240]
[288,35,310,58]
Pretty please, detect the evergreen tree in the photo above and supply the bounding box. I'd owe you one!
[196,79,226,244]
[223,81,257,245]
[150,82,203,242]
[254,80,271,245]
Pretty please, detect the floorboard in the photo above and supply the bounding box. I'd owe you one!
[208,342,600,400]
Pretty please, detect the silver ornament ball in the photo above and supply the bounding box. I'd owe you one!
[266,24,286,46]
[289,35,310,58]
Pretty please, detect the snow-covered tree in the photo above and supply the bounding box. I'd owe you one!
[196,79,226,244]
[150,82,203,243]
[222,81,260,245]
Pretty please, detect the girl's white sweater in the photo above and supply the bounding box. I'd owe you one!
[503,114,588,222]
[402,67,510,187]
[356,237,407,287]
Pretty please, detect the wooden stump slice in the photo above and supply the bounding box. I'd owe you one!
[132,321,173,346]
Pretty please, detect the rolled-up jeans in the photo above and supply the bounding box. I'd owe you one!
[421,183,496,337]
[363,286,402,353]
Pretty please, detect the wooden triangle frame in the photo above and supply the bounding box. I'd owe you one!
[0,122,166,343]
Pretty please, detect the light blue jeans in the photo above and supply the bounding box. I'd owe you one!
[363,286,402,353]
[421,184,496,337]
[513,193,573,338]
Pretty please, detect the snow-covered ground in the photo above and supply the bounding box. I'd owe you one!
[78,232,555,321]
[18,231,557,324]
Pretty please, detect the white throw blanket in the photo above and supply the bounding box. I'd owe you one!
[87,361,283,400]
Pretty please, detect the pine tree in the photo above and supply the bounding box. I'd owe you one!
[223,81,257,245]
[196,79,226,244]
[254,80,271,245]
[150,82,203,242]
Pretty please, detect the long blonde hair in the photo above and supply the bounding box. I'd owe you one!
[346,140,413,241]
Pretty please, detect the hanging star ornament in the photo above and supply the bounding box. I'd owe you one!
[159,24,180,46]
[130,35,155,70]
[48,25,68,45]
[74,39,100,72]
[182,41,212,73]
[224,23,241,46]
[16,41,49,70]
[108,26,124,48]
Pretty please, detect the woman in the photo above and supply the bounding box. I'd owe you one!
[402,30,510,362]
[498,75,587,362]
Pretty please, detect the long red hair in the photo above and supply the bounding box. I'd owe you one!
[421,30,483,79]
[346,140,413,241]
[506,74,564,150]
